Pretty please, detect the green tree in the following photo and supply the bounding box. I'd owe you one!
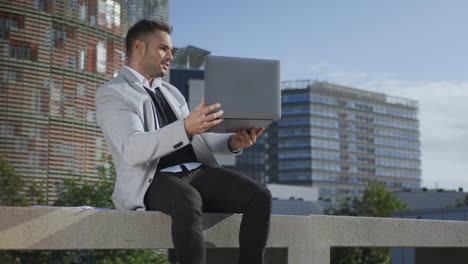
[51,155,171,264]
[445,191,468,208]
[0,152,46,206]
[0,153,170,264]
[54,158,115,208]
[325,181,408,264]
[0,152,47,263]
[450,193,468,208]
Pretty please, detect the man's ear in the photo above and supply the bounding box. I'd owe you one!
[134,39,146,56]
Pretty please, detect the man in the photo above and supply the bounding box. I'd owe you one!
[95,19,271,264]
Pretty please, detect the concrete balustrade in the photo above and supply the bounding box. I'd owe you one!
[1,206,467,263]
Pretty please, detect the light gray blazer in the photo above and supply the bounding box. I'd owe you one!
[95,67,234,211]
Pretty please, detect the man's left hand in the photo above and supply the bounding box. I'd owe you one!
[230,128,265,150]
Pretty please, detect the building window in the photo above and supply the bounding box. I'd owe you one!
[97,0,121,28]
[9,45,30,58]
[64,159,74,169]
[106,0,121,28]
[8,41,37,61]
[77,83,86,97]
[0,123,16,137]
[15,139,27,152]
[79,50,86,71]
[26,126,42,139]
[35,0,53,12]
[53,143,74,156]
[28,153,42,166]
[32,88,48,114]
[96,137,103,159]
[79,3,87,23]
[68,56,76,69]
[3,70,22,83]
[52,24,74,49]
[52,28,65,48]
[49,79,63,116]
[66,107,75,119]
[69,0,78,9]
[96,41,107,73]
[86,111,96,122]
[0,12,24,39]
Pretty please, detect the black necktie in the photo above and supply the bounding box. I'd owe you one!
[144,87,177,128]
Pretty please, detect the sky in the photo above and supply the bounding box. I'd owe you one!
[169,0,468,191]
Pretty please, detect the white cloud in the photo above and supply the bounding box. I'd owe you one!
[283,62,468,191]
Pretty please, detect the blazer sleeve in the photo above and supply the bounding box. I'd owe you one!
[95,87,191,166]
[200,132,242,156]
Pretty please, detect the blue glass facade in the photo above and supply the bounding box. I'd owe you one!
[234,134,267,183]
[267,81,421,202]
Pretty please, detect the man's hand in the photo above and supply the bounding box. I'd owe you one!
[184,97,224,136]
[230,128,265,150]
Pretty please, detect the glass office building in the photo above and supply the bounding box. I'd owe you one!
[234,134,267,183]
[267,80,421,202]
[0,0,167,203]
[124,0,169,26]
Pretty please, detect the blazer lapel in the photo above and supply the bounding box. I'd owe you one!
[119,67,160,130]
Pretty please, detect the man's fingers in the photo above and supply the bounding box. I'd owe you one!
[256,127,265,136]
[193,98,206,111]
[199,103,221,115]
[250,129,257,143]
[203,118,224,128]
[203,110,224,121]
[241,130,253,145]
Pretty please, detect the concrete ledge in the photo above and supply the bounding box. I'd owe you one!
[309,215,468,263]
[1,206,468,264]
[0,206,309,263]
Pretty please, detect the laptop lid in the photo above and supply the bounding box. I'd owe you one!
[204,55,281,122]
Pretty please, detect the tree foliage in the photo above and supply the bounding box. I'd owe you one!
[0,153,171,264]
[325,181,408,264]
[54,157,115,208]
[453,193,468,208]
[0,152,46,206]
[51,155,171,264]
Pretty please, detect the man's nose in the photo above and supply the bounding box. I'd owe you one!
[167,50,174,61]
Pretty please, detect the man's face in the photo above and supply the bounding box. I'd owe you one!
[140,30,173,78]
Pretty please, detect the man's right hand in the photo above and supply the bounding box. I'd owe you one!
[184,97,224,136]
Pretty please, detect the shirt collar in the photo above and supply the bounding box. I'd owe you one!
[123,65,162,92]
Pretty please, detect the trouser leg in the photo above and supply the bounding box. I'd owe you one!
[145,172,205,264]
[192,167,272,264]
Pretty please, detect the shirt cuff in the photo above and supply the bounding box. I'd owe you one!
[227,135,241,154]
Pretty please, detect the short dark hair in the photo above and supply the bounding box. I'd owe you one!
[125,19,172,57]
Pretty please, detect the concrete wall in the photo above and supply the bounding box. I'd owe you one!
[1,206,468,264]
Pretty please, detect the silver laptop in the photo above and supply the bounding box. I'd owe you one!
[205,55,281,133]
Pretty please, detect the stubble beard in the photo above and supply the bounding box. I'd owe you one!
[142,60,165,78]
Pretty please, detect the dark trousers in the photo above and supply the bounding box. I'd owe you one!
[144,165,272,264]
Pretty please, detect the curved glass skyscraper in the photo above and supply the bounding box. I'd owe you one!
[0,0,167,203]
